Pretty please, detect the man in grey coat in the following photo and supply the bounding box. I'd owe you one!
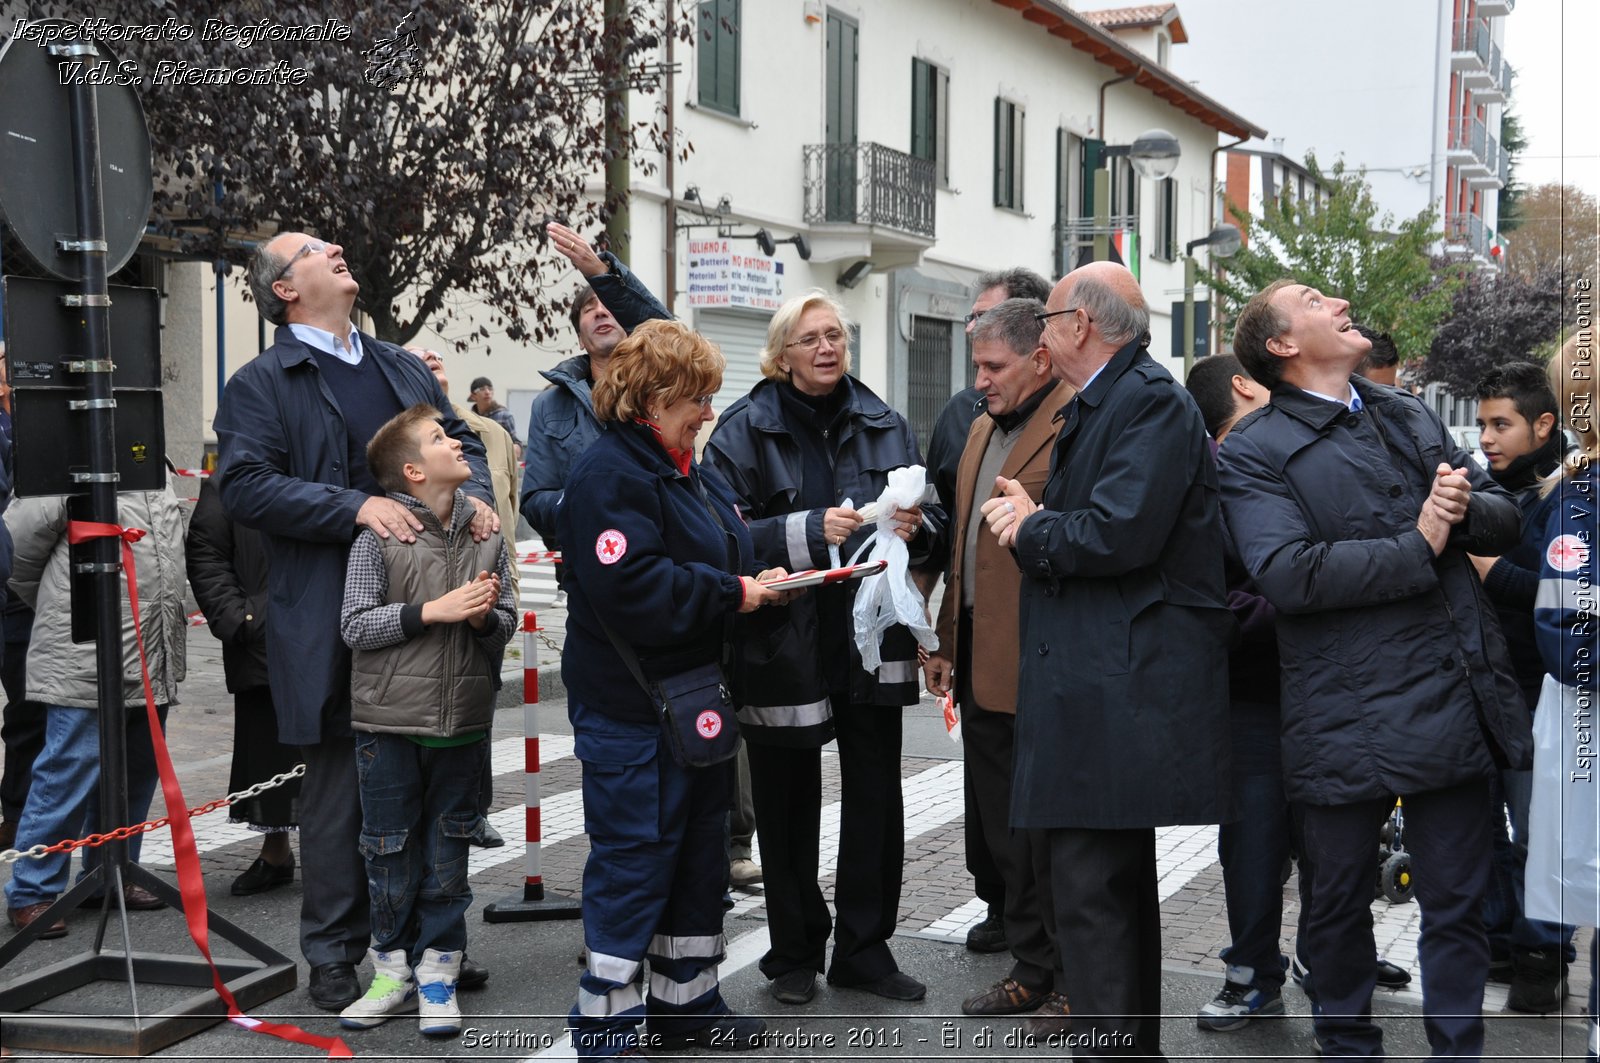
[982,262,1232,1058]
[214,232,496,1010]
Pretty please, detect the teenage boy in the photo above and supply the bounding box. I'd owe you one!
[1471,362,1576,1011]
[338,405,517,1036]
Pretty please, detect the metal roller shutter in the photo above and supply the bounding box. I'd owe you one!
[695,307,774,418]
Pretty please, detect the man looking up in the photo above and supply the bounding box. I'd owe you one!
[519,222,670,550]
[215,232,498,1011]
[1218,280,1530,1059]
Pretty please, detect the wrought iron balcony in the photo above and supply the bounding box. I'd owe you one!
[803,142,936,239]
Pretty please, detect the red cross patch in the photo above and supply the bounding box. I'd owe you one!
[1547,534,1590,573]
[595,529,628,565]
[696,710,723,739]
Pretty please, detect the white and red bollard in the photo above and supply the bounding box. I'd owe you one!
[482,610,580,922]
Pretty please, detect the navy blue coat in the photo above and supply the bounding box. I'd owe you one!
[557,419,756,725]
[213,327,493,746]
[704,376,943,731]
[1217,377,1531,805]
[1010,341,1233,829]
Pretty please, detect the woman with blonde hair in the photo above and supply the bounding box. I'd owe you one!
[705,288,942,1006]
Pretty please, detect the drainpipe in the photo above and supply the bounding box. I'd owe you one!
[1096,71,1137,138]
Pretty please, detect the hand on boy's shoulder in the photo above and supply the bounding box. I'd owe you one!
[357,495,425,543]
[468,496,499,542]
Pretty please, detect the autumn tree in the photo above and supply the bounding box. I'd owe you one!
[1412,264,1565,394]
[23,0,687,349]
[1215,157,1463,364]
[1503,183,1599,289]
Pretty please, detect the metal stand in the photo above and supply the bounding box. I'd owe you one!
[0,33,294,1055]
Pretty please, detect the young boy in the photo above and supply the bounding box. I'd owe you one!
[338,404,516,1036]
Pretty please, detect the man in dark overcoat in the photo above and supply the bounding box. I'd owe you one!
[214,232,497,1010]
[981,261,1233,1058]
[1217,279,1529,1059]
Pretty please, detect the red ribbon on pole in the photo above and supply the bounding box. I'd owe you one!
[68,520,353,1058]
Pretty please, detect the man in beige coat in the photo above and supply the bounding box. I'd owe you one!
[923,297,1073,1032]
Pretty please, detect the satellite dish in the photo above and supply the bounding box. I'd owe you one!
[0,25,153,280]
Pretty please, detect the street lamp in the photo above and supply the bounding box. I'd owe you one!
[1089,128,1182,262]
[1183,222,1242,377]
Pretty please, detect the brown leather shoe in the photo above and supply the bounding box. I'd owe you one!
[78,884,167,911]
[962,976,1045,1016]
[8,902,67,939]
[1023,991,1073,1038]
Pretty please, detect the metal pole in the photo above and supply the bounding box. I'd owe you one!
[65,60,131,896]
[1183,255,1197,379]
[663,0,677,314]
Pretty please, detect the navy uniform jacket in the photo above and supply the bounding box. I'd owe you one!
[1218,377,1530,805]
[214,327,492,746]
[1011,340,1233,830]
[557,419,756,724]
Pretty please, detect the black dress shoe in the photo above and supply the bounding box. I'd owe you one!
[833,970,926,1002]
[459,954,489,990]
[471,823,505,848]
[1374,958,1411,989]
[770,969,816,1005]
[78,884,167,911]
[308,962,360,1011]
[966,907,1008,953]
[231,856,295,896]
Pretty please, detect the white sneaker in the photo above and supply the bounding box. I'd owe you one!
[339,948,417,1029]
[415,947,462,1037]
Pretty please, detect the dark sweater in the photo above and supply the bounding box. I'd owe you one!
[312,350,404,496]
[1483,435,1564,708]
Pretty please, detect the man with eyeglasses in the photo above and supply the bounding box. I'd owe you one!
[214,232,499,1012]
[916,266,1051,959]
[980,261,1232,1058]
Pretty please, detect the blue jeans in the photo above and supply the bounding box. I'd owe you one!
[4,702,168,907]
[1484,768,1577,959]
[1216,702,1291,992]
[354,732,485,957]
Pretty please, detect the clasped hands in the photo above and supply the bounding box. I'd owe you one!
[1417,462,1472,556]
[979,476,1038,548]
[425,570,501,630]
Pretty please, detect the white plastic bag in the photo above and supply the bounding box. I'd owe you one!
[843,466,938,671]
[1525,673,1600,927]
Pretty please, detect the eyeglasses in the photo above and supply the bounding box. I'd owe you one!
[785,328,846,352]
[694,394,716,409]
[964,309,988,326]
[271,239,327,283]
[1035,307,1093,326]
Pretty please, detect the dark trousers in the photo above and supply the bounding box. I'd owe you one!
[828,699,905,984]
[747,741,830,978]
[1216,701,1292,991]
[296,736,371,967]
[0,633,45,825]
[1049,827,1163,1059]
[958,608,1056,988]
[1300,779,1492,1059]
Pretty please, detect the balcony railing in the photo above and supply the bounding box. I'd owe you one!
[803,142,936,238]
[1477,0,1513,16]
[1444,211,1490,260]
[1448,115,1492,175]
[1451,18,1491,82]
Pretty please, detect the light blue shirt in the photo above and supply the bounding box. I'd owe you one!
[289,323,364,365]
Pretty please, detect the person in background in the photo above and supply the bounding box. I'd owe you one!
[0,347,28,855]
[916,266,1052,957]
[467,376,522,459]
[557,320,783,1059]
[1356,324,1400,386]
[1467,361,1576,1011]
[3,483,187,937]
[187,472,301,896]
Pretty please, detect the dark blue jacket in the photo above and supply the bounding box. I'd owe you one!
[557,419,755,724]
[705,376,944,737]
[519,252,671,544]
[1218,376,1531,805]
[921,386,985,569]
[214,327,492,746]
[1010,341,1232,829]
[1534,471,1597,690]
